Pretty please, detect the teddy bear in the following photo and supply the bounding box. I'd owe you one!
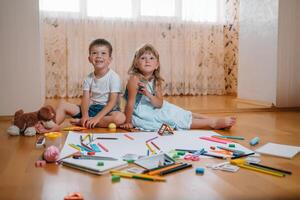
[7,105,56,136]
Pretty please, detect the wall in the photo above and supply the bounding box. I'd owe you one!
[239,0,300,107]
[238,0,279,105]
[0,0,44,116]
[276,0,300,107]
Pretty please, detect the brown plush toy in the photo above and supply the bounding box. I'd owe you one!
[7,105,56,136]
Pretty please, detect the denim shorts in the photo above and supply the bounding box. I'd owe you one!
[72,104,120,119]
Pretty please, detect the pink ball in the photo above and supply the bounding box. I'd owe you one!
[43,145,60,163]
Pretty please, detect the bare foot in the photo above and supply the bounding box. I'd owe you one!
[69,118,81,126]
[210,117,236,130]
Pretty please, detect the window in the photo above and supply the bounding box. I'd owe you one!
[87,0,132,18]
[40,0,224,22]
[40,0,80,12]
[140,0,175,17]
[182,0,223,22]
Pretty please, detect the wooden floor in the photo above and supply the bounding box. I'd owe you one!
[1,96,300,200]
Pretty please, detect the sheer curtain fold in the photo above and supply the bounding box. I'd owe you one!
[41,0,238,98]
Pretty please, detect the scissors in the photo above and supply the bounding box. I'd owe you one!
[184,153,200,161]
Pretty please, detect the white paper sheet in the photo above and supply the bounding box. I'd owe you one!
[60,130,253,160]
[255,142,300,159]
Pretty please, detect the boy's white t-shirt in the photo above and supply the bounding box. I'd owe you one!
[82,69,121,105]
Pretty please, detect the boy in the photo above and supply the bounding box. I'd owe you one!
[37,39,125,132]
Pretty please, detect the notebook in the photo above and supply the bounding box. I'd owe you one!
[255,142,300,159]
[134,153,175,170]
[62,158,128,175]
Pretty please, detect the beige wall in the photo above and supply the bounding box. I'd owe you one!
[239,0,300,107]
[238,0,279,105]
[276,0,300,107]
[0,0,44,116]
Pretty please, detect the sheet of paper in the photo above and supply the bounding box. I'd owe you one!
[255,142,300,159]
[60,130,254,161]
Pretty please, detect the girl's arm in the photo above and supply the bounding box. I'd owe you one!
[138,81,163,108]
[121,76,139,128]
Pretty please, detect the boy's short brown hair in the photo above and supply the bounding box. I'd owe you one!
[89,38,113,56]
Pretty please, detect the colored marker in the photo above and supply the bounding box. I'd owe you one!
[110,170,165,182]
[124,134,134,140]
[249,137,260,146]
[97,142,109,152]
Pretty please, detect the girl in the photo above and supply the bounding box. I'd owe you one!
[120,44,236,131]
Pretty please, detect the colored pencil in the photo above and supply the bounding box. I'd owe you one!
[199,136,228,144]
[231,152,255,159]
[248,162,292,175]
[217,146,245,155]
[219,135,245,140]
[146,136,158,143]
[241,163,285,177]
[73,155,117,161]
[124,134,134,140]
[97,142,109,152]
[175,149,197,153]
[151,141,161,150]
[148,163,182,175]
[159,163,193,176]
[202,153,226,159]
[68,144,81,151]
[96,137,118,140]
[145,142,156,154]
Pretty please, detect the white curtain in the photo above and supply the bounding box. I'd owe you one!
[40,0,231,98]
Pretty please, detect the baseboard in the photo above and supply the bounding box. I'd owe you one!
[234,98,274,107]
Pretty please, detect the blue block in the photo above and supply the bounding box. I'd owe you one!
[249,137,260,146]
[195,167,205,174]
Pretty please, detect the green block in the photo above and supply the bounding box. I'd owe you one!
[229,144,235,148]
[112,175,121,182]
[127,159,135,163]
[177,151,186,156]
[97,161,104,166]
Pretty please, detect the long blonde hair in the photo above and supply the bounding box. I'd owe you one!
[128,44,164,87]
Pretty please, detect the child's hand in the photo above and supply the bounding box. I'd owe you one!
[120,122,133,129]
[35,122,60,133]
[138,82,151,97]
[80,116,89,127]
[35,122,48,134]
[85,117,100,129]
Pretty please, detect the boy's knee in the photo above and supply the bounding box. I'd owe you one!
[112,112,126,125]
[57,100,67,109]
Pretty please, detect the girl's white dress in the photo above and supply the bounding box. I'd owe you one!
[128,79,192,131]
